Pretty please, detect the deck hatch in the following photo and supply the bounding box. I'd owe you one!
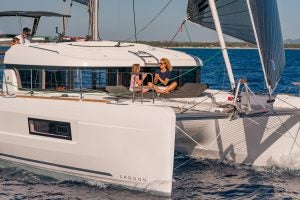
[28,118,72,140]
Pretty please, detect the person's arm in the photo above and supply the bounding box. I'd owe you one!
[157,76,170,86]
[154,73,159,84]
[135,76,143,86]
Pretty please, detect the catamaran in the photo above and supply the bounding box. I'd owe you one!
[0,0,299,196]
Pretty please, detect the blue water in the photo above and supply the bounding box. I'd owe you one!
[175,48,300,96]
[0,47,300,199]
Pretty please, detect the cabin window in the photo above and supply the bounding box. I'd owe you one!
[17,68,40,89]
[174,67,200,86]
[6,65,200,91]
[28,118,72,140]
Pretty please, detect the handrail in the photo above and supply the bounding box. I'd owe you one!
[29,46,59,54]
[128,50,159,66]
[132,72,155,104]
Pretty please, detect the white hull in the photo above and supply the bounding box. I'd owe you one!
[174,92,300,169]
[0,97,176,196]
[176,111,300,168]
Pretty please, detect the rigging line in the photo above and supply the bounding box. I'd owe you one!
[272,110,300,150]
[125,0,173,41]
[275,96,298,109]
[132,0,138,43]
[176,125,208,150]
[117,0,120,36]
[244,83,266,109]
[155,49,222,88]
[168,49,222,83]
[290,125,300,154]
[166,19,187,48]
[179,89,223,114]
[207,112,238,149]
[222,59,227,90]
[173,158,193,171]
[183,23,192,43]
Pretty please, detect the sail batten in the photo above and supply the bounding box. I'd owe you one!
[187,0,286,94]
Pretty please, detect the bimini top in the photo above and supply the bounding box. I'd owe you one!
[0,11,71,18]
[0,11,71,37]
[4,41,202,68]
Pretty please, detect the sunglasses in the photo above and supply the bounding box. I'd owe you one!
[160,62,165,65]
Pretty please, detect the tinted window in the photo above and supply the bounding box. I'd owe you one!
[28,118,72,140]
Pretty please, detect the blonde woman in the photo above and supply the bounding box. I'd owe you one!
[9,37,20,46]
[129,64,148,93]
[148,58,177,93]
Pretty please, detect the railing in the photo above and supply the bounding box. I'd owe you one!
[132,72,155,104]
[0,68,158,103]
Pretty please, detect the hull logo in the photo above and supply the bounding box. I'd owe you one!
[120,175,147,183]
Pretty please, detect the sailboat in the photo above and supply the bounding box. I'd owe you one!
[0,0,299,196]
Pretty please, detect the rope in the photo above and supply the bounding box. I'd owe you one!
[132,0,138,43]
[272,108,300,150]
[176,125,208,150]
[179,90,223,114]
[173,158,193,171]
[161,49,223,85]
[125,0,173,41]
[183,23,192,43]
[166,19,187,48]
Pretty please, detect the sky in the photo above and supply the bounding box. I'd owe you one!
[0,0,299,42]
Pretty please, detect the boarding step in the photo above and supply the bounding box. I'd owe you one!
[128,50,159,66]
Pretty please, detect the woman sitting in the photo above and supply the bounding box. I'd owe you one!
[148,58,177,93]
[10,37,20,46]
[129,64,148,93]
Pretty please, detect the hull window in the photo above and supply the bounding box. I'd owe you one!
[28,118,72,140]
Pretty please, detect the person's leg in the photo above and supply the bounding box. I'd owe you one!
[148,82,160,93]
[142,88,149,93]
[162,82,177,93]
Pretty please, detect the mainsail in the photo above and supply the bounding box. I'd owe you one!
[187,0,286,94]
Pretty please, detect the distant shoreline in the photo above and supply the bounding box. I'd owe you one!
[170,46,300,50]
[1,41,300,49]
[138,41,300,49]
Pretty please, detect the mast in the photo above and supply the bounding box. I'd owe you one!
[246,0,272,97]
[208,0,235,91]
[91,0,99,41]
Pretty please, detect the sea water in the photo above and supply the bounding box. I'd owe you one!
[0,47,299,199]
